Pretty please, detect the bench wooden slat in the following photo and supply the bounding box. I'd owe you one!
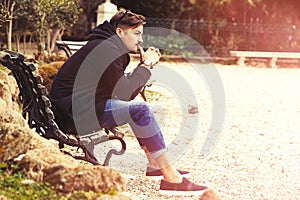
[56,40,87,46]
[56,40,87,57]
[230,51,300,59]
[230,50,300,68]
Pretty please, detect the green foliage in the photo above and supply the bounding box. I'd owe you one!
[0,162,8,169]
[17,0,81,29]
[0,64,7,71]
[14,0,81,57]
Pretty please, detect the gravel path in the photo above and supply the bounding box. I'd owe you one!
[95,63,300,200]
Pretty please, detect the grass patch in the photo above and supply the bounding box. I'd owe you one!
[0,162,112,200]
[0,65,8,71]
[0,163,60,200]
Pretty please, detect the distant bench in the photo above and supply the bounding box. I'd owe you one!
[230,50,300,68]
[56,40,87,57]
[56,40,139,59]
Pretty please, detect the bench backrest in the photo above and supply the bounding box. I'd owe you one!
[230,51,300,59]
[56,41,87,57]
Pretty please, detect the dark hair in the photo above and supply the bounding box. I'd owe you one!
[110,8,146,29]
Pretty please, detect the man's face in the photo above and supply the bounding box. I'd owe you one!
[117,25,143,53]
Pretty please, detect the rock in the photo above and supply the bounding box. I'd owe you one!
[0,194,9,200]
[0,74,13,108]
[0,109,26,127]
[8,75,19,104]
[0,71,19,111]
[0,73,24,126]
[21,179,36,185]
[0,123,37,161]
[0,120,128,196]
[20,148,127,194]
[199,189,221,200]
[188,104,198,114]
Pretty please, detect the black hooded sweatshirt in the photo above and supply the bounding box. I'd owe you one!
[49,21,151,135]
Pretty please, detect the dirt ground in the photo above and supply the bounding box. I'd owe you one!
[93,62,300,200]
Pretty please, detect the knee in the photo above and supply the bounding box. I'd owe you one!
[129,100,152,125]
[130,100,151,112]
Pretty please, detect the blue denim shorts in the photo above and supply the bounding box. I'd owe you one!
[101,99,166,155]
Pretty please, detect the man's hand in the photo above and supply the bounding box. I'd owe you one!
[138,46,161,68]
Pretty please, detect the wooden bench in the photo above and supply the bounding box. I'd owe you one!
[0,50,126,166]
[230,51,300,68]
[56,40,87,57]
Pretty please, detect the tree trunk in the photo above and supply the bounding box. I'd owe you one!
[23,32,27,54]
[7,19,12,50]
[6,1,15,51]
[46,30,51,53]
[36,33,46,60]
[49,28,64,53]
[36,14,46,60]
[14,34,20,52]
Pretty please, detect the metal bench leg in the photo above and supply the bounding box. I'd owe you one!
[269,57,277,68]
[78,131,126,166]
[237,56,246,66]
[103,136,127,166]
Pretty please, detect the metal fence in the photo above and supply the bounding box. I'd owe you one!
[145,18,300,57]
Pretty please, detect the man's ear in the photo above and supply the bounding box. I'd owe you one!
[116,27,123,38]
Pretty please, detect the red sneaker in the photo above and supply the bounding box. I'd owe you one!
[159,177,208,196]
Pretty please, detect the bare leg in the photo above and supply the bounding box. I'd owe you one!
[155,153,182,183]
[142,146,159,168]
[142,146,182,183]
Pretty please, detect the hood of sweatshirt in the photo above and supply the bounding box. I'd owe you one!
[88,20,128,54]
[88,21,117,41]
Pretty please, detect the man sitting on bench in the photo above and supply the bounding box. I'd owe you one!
[49,8,208,195]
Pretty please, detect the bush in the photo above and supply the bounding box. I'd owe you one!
[37,61,64,91]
